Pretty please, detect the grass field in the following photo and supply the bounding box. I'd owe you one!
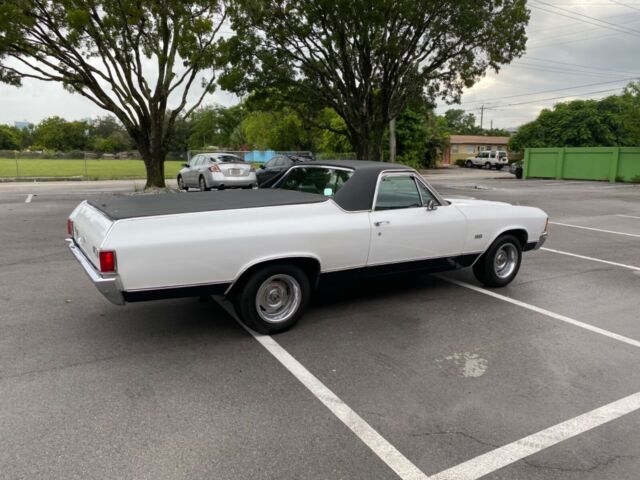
[0,158,184,180]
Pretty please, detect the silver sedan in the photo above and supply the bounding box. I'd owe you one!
[178,153,257,191]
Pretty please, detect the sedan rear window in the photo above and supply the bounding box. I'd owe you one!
[279,167,353,196]
[218,155,245,163]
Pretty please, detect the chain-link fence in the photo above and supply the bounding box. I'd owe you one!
[0,151,188,180]
[187,150,314,163]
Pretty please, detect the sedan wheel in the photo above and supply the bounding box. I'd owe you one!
[177,176,187,191]
[473,234,522,287]
[199,176,209,191]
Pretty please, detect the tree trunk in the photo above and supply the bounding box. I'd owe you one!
[143,154,166,189]
[353,123,385,161]
[389,118,396,163]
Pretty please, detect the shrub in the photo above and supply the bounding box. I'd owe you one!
[455,159,466,167]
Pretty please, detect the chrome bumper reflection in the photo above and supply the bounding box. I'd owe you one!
[66,239,125,305]
[533,232,548,250]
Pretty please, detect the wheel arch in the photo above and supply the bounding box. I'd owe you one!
[226,255,322,296]
[472,227,529,266]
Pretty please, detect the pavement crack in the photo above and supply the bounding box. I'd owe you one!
[523,455,631,473]
[408,429,499,449]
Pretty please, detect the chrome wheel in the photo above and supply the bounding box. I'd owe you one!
[255,274,302,324]
[494,243,518,279]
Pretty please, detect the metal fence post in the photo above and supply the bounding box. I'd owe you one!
[15,157,20,178]
[609,147,620,183]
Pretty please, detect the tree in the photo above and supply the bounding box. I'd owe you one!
[508,86,640,152]
[188,104,245,148]
[0,125,20,149]
[443,109,480,134]
[0,1,227,188]
[87,116,134,152]
[223,0,529,161]
[33,116,88,151]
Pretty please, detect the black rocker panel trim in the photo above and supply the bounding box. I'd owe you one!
[123,282,231,302]
[318,253,480,286]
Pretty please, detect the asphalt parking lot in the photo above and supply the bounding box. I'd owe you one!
[1,170,639,480]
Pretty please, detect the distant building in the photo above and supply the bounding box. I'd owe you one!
[444,135,510,165]
[14,121,31,130]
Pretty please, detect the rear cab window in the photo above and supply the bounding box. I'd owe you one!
[278,167,353,196]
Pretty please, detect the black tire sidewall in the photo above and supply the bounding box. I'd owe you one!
[473,234,522,287]
[235,264,311,334]
[199,177,207,191]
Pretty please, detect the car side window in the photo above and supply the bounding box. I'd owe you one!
[264,159,276,168]
[375,176,422,211]
[189,155,200,167]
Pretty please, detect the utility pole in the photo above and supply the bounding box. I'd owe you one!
[480,105,484,130]
[490,119,493,130]
[389,117,396,163]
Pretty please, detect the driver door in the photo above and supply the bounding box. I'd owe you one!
[367,173,467,266]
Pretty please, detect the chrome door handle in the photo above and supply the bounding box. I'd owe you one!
[374,220,391,227]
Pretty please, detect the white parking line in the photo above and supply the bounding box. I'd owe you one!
[541,247,640,272]
[549,221,640,238]
[25,194,33,203]
[213,297,430,480]
[439,277,640,349]
[431,391,640,480]
[616,214,640,220]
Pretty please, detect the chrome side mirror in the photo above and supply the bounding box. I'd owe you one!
[426,199,438,211]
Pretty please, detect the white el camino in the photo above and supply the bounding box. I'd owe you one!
[67,161,548,333]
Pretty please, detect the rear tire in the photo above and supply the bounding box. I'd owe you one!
[233,264,311,334]
[473,234,522,287]
[484,162,491,169]
[177,175,187,191]
[199,176,209,191]
[515,168,523,179]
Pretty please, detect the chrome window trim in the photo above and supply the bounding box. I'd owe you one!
[413,175,447,206]
[372,171,424,212]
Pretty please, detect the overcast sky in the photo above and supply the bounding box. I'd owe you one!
[1,0,639,129]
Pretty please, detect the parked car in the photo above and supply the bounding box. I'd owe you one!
[510,160,524,179]
[465,150,509,169]
[67,160,548,334]
[177,153,257,191]
[256,155,310,186]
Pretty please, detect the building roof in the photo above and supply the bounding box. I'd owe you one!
[449,135,509,144]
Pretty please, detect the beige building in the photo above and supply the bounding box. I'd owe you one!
[444,135,510,165]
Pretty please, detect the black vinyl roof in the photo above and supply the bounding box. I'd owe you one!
[88,188,327,220]
[285,160,414,211]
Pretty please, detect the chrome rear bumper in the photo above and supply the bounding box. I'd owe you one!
[532,232,548,250]
[66,239,125,305]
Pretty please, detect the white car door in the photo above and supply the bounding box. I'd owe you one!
[367,173,467,266]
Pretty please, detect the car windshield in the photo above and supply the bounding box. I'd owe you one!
[278,167,353,196]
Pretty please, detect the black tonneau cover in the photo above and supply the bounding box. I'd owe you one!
[88,189,327,220]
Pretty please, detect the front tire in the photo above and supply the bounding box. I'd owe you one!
[473,234,522,287]
[466,160,473,168]
[234,264,311,334]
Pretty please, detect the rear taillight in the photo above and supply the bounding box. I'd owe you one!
[209,164,220,172]
[67,219,74,237]
[99,251,117,273]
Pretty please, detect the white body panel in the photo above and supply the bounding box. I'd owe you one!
[69,195,548,295]
[368,205,467,265]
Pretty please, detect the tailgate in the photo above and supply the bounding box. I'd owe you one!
[69,201,114,268]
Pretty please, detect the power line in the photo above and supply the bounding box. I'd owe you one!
[523,56,640,77]
[484,86,626,110]
[508,63,629,78]
[530,3,640,38]
[533,0,640,34]
[609,0,640,13]
[457,77,638,107]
